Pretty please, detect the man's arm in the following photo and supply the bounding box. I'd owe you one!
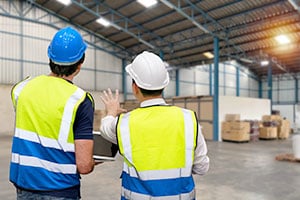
[73,94,96,174]
[192,125,210,175]
[75,139,95,174]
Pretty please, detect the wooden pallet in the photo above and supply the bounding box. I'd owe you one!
[259,137,277,140]
[222,139,249,143]
[275,154,300,163]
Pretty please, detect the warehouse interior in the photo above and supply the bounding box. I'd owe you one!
[1,0,300,199]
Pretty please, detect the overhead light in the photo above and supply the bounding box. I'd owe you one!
[275,34,290,45]
[137,0,158,8]
[261,60,269,66]
[56,0,72,6]
[96,17,111,27]
[203,52,214,59]
[240,58,254,64]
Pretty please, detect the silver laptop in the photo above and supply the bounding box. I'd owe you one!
[93,131,118,162]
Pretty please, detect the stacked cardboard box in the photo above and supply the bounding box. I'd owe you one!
[259,115,290,139]
[93,110,107,131]
[278,119,290,139]
[259,127,277,139]
[121,100,139,112]
[222,114,250,142]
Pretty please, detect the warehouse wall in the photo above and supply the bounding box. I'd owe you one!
[0,85,14,135]
[0,19,123,93]
[179,61,259,98]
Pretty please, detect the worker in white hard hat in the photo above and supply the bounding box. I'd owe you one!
[100,51,209,200]
[10,27,96,200]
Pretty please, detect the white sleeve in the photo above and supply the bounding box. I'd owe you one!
[99,115,118,144]
[192,124,210,175]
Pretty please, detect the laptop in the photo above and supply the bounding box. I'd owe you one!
[93,131,118,162]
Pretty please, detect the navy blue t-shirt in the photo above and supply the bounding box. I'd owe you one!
[73,94,94,140]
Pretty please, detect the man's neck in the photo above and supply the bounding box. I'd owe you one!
[137,94,162,103]
[49,72,74,82]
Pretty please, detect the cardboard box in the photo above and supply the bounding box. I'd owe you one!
[93,110,107,131]
[222,130,250,142]
[278,120,290,139]
[262,115,282,122]
[121,100,139,111]
[259,127,277,139]
[200,121,213,140]
[222,121,250,133]
[225,114,240,122]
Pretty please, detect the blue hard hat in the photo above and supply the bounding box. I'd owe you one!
[48,27,87,65]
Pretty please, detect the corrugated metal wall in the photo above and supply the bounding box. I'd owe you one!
[0,1,123,92]
[179,61,259,98]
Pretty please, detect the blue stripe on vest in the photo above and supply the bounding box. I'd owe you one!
[121,171,195,196]
[10,163,79,190]
[12,137,75,164]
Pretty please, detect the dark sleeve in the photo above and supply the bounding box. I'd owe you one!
[73,94,94,140]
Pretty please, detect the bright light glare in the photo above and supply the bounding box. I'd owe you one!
[261,60,269,66]
[275,34,290,45]
[96,18,111,27]
[56,0,72,6]
[137,0,158,8]
[203,52,214,59]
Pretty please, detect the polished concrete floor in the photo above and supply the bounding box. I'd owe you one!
[1,133,299,200]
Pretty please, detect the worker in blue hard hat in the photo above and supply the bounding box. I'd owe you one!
[99,51,210,199]
[10,26,96,200]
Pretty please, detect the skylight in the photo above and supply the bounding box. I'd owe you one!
[137,0,158,8]
[96,17,111,27]
[56,0,72,6]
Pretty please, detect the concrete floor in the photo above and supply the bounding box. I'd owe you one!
[1,134,299,200]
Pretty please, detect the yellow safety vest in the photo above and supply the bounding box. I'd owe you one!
[117,105,198,200]
[10,75,86,190]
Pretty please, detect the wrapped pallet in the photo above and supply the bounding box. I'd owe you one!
[246,120,260,142]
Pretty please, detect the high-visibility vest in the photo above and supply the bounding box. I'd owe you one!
[10,75,87,190]
[117,105,198,200]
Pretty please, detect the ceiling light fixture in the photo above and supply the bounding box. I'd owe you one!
[261,60,269,66]
[240,58,254,64]
[56,0,72,6]
[137,0,158,8]
[203,52,214,59]
[275,34,290,45]
[96,17,111,27]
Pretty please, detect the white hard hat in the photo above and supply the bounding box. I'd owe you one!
[125,51,169,90]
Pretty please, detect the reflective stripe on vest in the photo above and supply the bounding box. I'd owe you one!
[117,106,197,199]
[121,187,195,200]
[11,76,31,108]
[10,76,86,190]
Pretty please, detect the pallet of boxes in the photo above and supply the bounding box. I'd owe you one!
[259,115,290,140]
[222,114,250,142]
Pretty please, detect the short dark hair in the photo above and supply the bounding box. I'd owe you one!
[49,53,85,76]
[132,79,163,96]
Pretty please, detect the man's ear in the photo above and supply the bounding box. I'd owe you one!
[132,82,138,94]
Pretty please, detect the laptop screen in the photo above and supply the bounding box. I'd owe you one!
[93,132,118,161]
